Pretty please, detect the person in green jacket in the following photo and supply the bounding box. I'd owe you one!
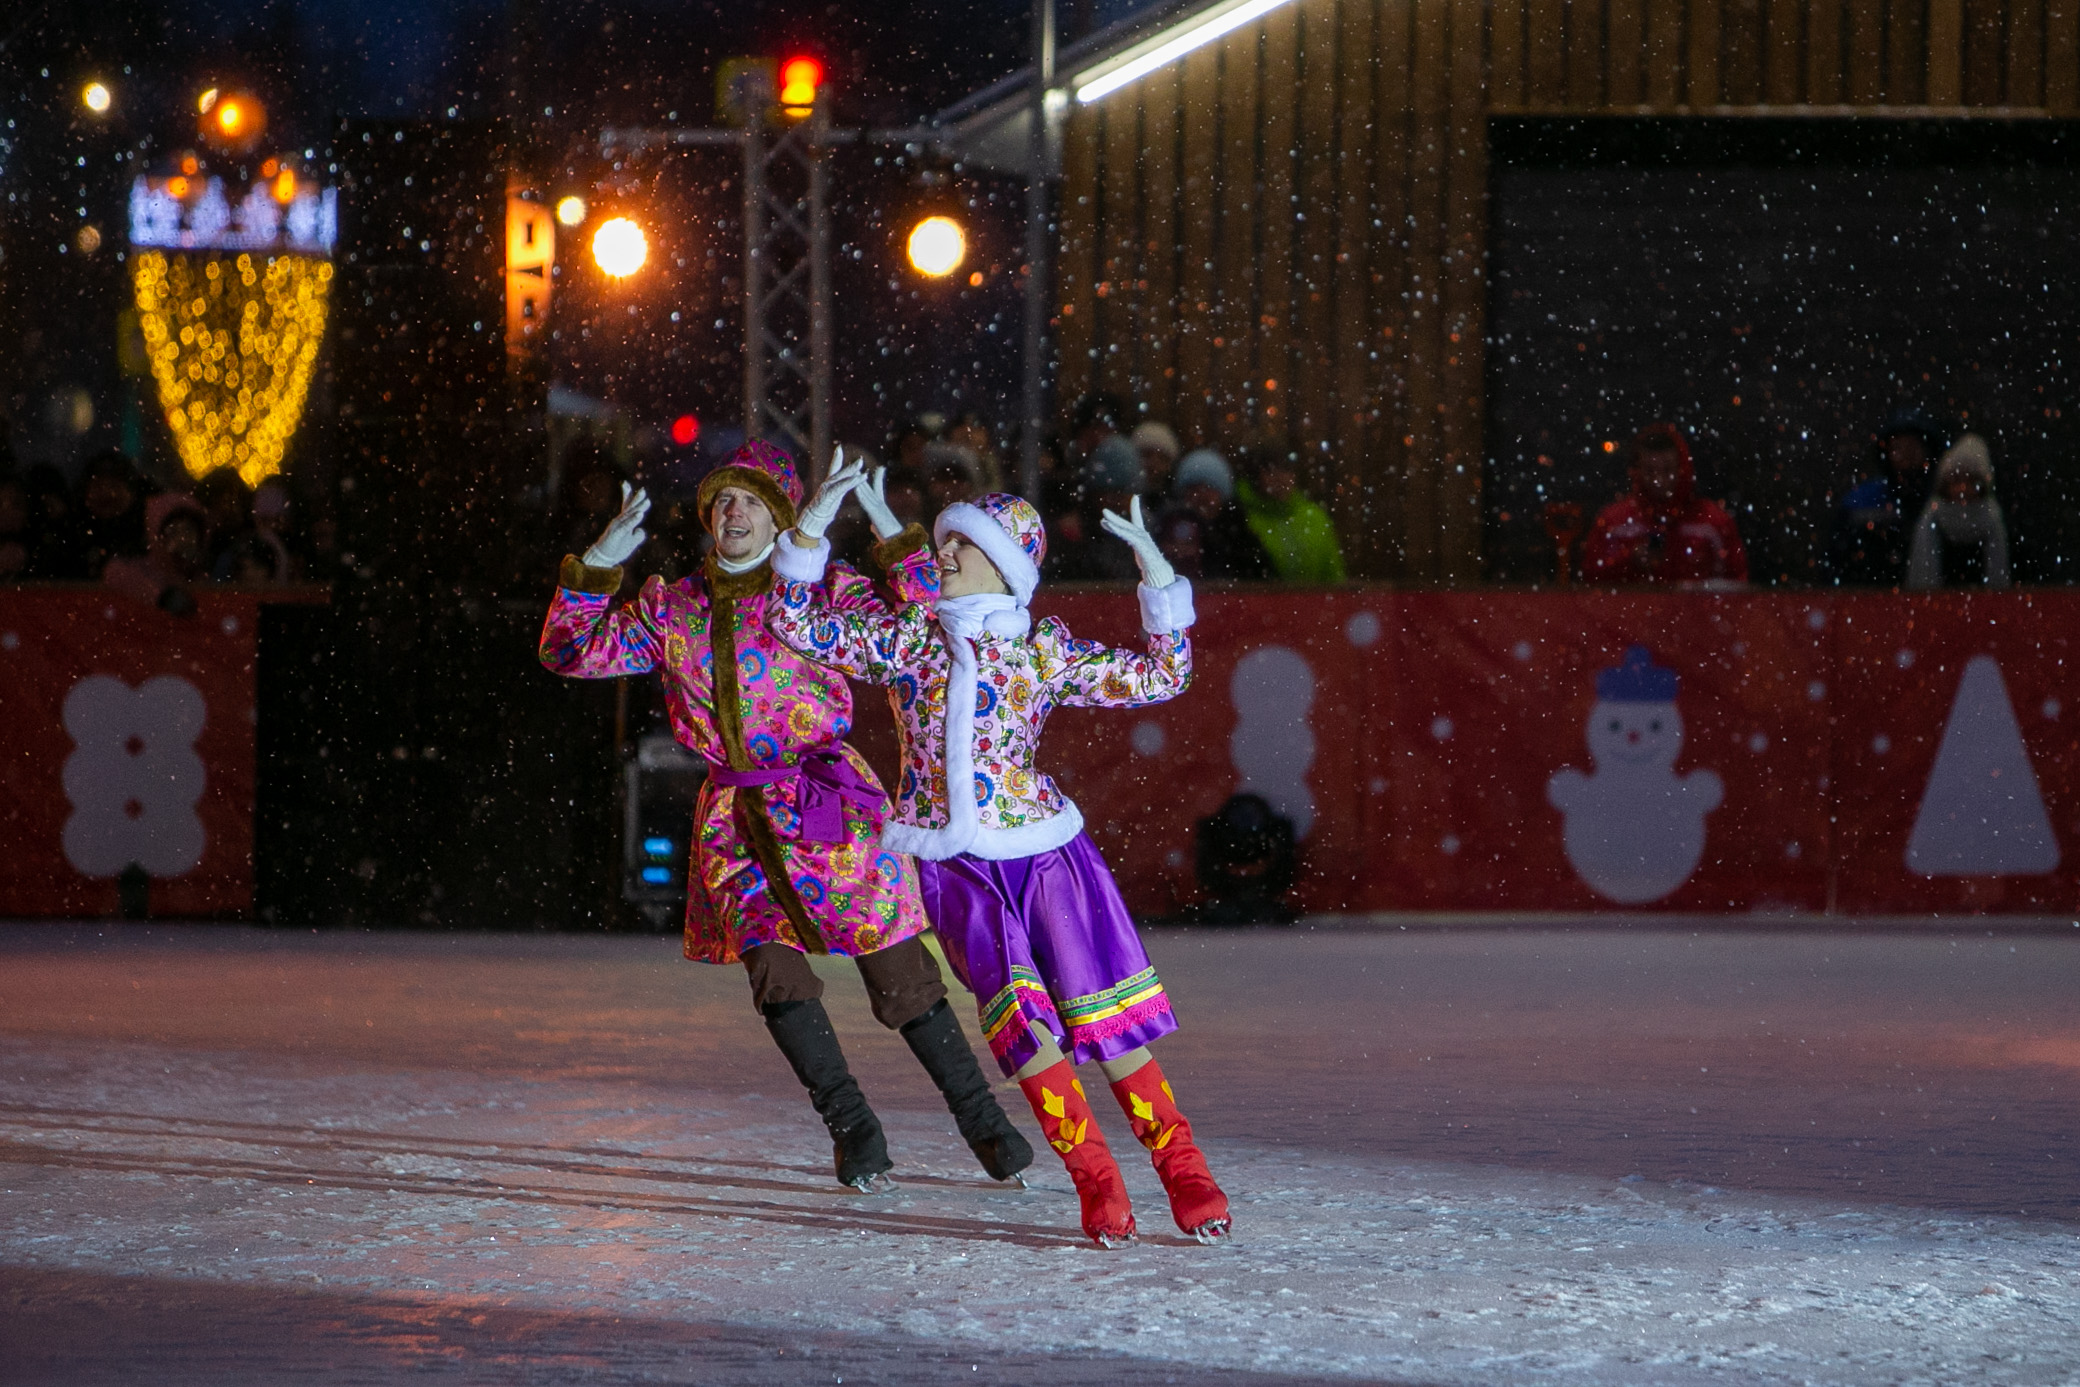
[1236,447,1347,584]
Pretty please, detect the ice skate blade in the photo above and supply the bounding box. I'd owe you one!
[847,1172,897,1195]
[1189,1218,1233,1245]
[1010,1172,1029,1190]
[1093,1230,1138,1250]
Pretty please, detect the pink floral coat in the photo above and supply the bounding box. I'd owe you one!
[540,558,930,962]
[768,550,1194,862]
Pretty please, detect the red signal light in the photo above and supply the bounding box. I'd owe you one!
[779,56,823,112]
[670,414,700,447]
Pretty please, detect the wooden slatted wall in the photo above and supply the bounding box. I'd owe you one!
[1054,0,2080,580]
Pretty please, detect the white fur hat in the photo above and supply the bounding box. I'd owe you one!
[933,493,1046,605]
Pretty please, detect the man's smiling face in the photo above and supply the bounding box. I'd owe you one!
[711,486,777,561]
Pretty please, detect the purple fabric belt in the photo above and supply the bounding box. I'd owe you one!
[707,747,884,844]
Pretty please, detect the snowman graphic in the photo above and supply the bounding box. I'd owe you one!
[1546,645,1723,903]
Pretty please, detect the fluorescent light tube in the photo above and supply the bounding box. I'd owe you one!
[1073,0,1299,103]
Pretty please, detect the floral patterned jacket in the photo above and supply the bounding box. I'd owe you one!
[538,535,934,961]
[768,538,1196,861]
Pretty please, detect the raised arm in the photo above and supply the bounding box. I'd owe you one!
[1033,612,1194,710]
[853,464,940,607]
[770,533,933,685]
[1035,494,1196,708]
[540,483,664,678]
[539,561,665,678]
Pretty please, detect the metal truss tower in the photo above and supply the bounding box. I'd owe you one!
[741,102,832,480]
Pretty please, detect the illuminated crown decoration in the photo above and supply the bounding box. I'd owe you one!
[128,175,337,486]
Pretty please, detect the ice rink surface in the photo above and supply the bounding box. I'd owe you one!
[3,920,2078,1385]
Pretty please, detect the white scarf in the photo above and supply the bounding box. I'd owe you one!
[929,593,1030,855]
[714,539,777,574]
[937,592,1029,642]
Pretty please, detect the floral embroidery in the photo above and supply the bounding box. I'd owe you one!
[541,563,930,963]
[767,581,1191,836]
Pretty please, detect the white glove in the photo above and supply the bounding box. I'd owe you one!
[796,446,866,542]
[855,466,903,540]
[1100,495,1176,590]
[582,482,650,567]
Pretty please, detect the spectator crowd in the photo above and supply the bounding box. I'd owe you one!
[0,445,319,612]
[805,394,1351,589]
[815,396,2015,595]
[3,399,2021,601]
[1568,410,2013,592]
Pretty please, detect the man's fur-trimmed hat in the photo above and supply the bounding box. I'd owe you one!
[698,440,802,532]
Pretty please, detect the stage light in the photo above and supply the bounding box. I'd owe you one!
[1074,0,1299,103]
[201,93,265,149]
[779,56,823,116]
[670,414,699,447]
[132,249,334,486]
[271,168,296,204]
[591,217,647,277]
[82,82,112,114]
[906,216,965,278]
[555,195,587,227]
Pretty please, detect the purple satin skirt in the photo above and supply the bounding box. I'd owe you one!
[918,832,1178,1078]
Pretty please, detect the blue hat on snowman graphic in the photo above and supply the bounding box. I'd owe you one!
[1549,643,1723,904]
[1595,646,1678,703]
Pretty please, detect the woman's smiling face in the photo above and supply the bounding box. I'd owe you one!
[937,532,1007,599]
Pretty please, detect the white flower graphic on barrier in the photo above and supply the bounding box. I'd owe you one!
[61,674,207,878]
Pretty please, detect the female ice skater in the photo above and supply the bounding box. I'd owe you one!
[539,442,1030,1192]
[768,483,1230,1246]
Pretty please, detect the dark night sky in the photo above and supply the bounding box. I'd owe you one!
[0,0,1146,470]
[14,0,1149,148]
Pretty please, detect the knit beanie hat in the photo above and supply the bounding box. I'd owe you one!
[697,440,802,532]
[1084,434,1145,493]
[1130,421,1180,461]
[1937,433,1994,490]
[147,492,209,538]
[1172,448,1234,499]
[933,492,1046,604]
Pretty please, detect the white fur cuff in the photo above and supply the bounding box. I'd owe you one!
[770,532,832,583]
[1138,577,1197,634]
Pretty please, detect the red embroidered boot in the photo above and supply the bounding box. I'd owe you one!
[1110,1060,1231,1242]
[1017,1060,1136,1247]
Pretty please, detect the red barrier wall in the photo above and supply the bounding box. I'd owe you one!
[1016,590,2080,917]
[4,588,2073,920]
[0,591,259,917]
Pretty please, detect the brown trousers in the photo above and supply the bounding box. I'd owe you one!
[742,935,947,1031]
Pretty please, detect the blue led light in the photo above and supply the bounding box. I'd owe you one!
[643,837,674,857]
[640,866,673,884]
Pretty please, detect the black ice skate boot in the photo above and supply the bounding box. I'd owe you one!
[900,1000,1035,1183]
[762,998,893,1190]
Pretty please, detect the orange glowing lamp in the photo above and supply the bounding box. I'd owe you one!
[201,92,265,150]
[779,56,823,116]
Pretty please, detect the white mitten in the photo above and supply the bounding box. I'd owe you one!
[855,466,903,539]
[1099,495,1177,590]
[582,482,650,567]
[796,446,866,542]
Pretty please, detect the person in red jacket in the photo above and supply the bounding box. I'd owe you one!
[1580,423,1748,586]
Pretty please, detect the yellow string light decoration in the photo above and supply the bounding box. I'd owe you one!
[131,249,333,487]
